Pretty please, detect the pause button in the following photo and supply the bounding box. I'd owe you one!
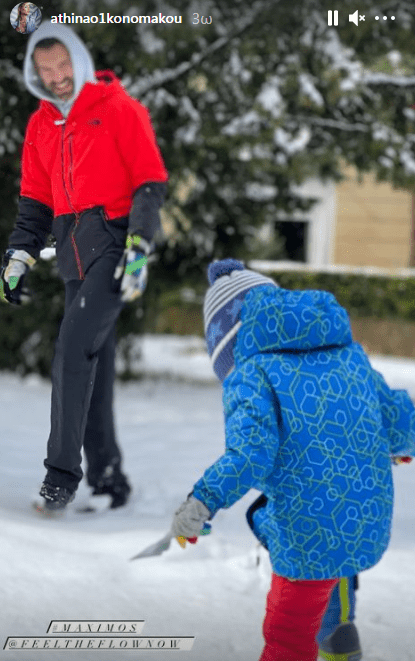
[328,10,339,25]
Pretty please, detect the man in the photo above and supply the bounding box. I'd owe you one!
[1,22,168,513]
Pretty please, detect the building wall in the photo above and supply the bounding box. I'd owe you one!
[333,166,413,268]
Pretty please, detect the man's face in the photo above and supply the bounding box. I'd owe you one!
[34,43,74,101]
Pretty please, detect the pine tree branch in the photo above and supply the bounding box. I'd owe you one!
[126,0,274,97]
[289,115,370,133]
[363,73,415,87]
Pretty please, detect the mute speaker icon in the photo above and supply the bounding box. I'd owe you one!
[349,10,359,25]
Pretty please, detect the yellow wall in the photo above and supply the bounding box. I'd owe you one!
[333,166,413,268]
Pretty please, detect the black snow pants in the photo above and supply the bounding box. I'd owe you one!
[44,250,125,491]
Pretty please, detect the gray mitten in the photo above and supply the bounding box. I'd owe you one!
[171,495,211,539]
[1,249,36,305]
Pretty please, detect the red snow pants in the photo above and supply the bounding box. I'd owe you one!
[259,574,339,661]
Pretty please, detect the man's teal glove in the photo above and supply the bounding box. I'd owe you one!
[0,249,36,305]
[114,236,150,302]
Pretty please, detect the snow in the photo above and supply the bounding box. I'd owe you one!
[294,115,368,134]
[228,50,251,83]
[372,125,394,142]
[245,182,277,202]
[138,28,166,55]
[1,336,415,660]
[400,149,415,175]
[298,73,324,108]
[256,76,284,119]
[222,110,262,136]
[403,107,415,121]
[378,156,394,169]
[363,72,415,87]
[387,50,402,68]
[317,30,362,92]
[174,96,201,144]
[274,125,312,154]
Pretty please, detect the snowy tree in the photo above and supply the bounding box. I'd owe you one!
[2,0,415,277]
[121,0,415,278]
[1,0,415,373]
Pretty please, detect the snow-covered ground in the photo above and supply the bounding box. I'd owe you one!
[1,336,415,661]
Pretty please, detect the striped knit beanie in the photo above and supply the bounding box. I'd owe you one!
[204,259,278,381]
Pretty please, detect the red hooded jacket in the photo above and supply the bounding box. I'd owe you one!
[21,70,168,219]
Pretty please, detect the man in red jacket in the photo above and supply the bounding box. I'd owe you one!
[1,22,168,513]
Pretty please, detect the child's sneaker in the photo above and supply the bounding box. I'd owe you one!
[318,622,362,661]
[35,482,76,514]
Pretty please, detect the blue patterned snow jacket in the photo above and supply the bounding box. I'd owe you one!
[193,285,415,580]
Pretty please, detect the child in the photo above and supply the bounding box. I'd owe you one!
[247,494,363,660]
[171,259,415,661]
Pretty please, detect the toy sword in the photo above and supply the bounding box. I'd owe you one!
[130,524,211,561]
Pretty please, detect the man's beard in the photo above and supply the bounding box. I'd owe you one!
[41,78,74,100]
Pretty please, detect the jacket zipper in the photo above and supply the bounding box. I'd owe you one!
[60,123,84,279]
[68,135,74,191]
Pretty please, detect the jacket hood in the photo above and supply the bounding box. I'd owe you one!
[24,22,95,114]
[235,285,353,361]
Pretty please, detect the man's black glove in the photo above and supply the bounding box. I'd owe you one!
[0,249,36,305]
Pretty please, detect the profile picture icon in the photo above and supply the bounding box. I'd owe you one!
[10,2,42,34]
